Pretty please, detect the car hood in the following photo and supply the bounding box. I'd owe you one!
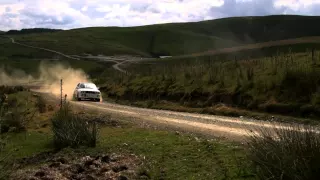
[77,88,100,92]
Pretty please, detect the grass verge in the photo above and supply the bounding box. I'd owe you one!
[0,127,256,180]
[247,125,320,180]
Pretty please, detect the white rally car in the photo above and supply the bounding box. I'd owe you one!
[73,82,101,102]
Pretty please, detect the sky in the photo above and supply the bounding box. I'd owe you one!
[0,0,320,31]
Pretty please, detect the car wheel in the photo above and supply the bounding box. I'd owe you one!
[76,93,81,101]
[72,94,77,101]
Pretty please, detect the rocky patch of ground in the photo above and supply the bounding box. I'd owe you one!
[12,153,141,180]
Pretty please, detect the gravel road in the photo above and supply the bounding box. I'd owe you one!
[30,89,318,142]
[70,100,308,141]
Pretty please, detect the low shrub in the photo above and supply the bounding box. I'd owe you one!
[1,109,35,133]
[247,124,320,180]
[51,104,98,149]
[0,86,26,95]
[36,96,47,113]
[47,105,54,111]
[0,94,34,133]
[6,96,18,108]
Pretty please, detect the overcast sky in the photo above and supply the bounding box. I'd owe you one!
[0,0,320,31]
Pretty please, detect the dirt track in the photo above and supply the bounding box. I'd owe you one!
[69,100,309,142]
[29,81,319,142]
[35,90,262,141]
[10,38,80,60]
[7,37,148,74]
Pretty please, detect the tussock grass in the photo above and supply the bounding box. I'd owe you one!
[0,87,35,133]
[51,104,98,149]
[247,124,320,180]
[99,49,320,119]
[0,86,26,95]
[1,108,35,133]
[36,96,46,113]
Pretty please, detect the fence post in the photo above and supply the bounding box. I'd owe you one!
[64,94,67,105]
[60,79,63,109]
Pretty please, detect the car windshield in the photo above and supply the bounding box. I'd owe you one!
[83,83,97,89]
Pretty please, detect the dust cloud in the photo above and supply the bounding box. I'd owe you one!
[0,62,90,99]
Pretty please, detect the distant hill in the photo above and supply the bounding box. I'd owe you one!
[4,15,320,57]
[6,28,62,35]
[9,27,240,57]
[160,15,320,44]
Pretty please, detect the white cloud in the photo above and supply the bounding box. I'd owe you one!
[0,0,320,31]
[81,6,88,12]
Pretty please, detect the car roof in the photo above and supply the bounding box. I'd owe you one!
[80,82,95,85]
[78,83,97,89]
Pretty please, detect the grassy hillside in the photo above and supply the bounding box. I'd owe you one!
[9,28,239,57]
[97,49,320,120]
[0,36,58,59]
[0,35,108,77]
[162,15,320,44]
[3,15,320,58]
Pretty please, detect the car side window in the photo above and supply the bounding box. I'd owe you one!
[80,84,85,88]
